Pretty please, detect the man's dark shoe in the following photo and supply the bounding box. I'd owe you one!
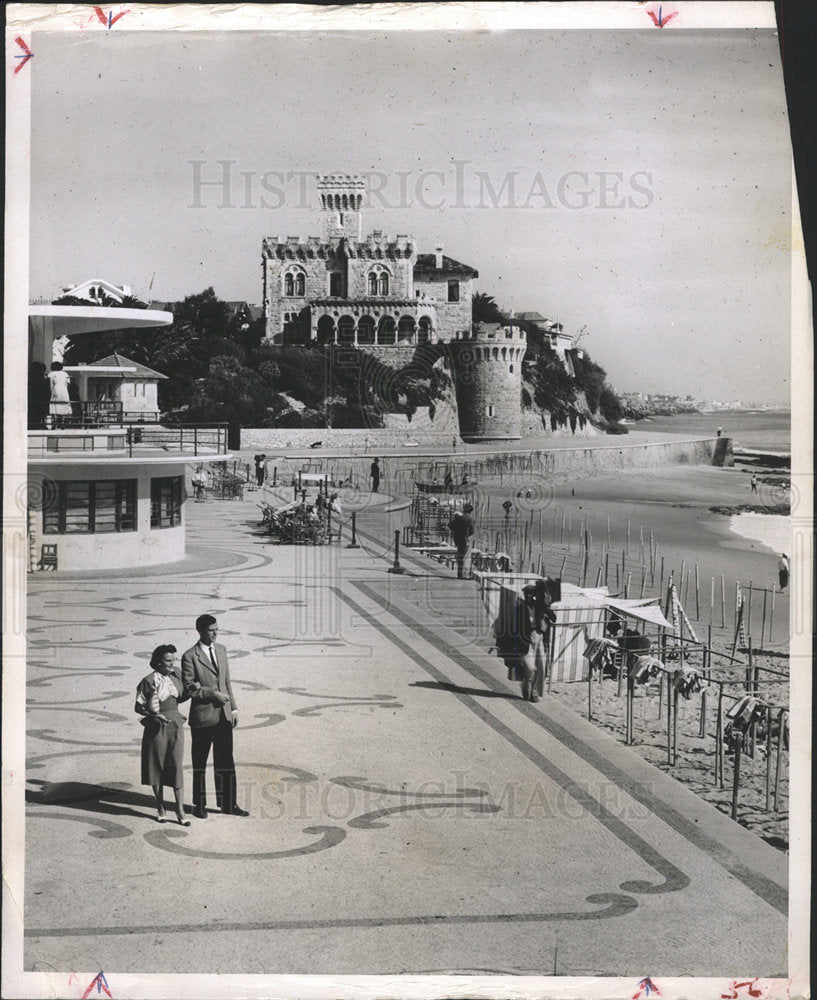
[193,805,208,819]
[225,806,249,817]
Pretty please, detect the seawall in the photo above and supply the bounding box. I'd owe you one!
[244,436,732,486]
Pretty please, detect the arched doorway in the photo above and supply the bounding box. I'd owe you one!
[316,315,336,345]
[357,316,375,344]
[397,316,416,344]
[338,315,356,345]
[377,316,396,345]
[418,316,433,344]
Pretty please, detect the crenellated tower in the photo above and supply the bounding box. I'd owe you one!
[318,174,366,241]
[447,323,528,441]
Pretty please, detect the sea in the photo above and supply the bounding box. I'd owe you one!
[634,409,792,557]
[632,409,791,455]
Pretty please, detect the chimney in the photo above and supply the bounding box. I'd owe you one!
[435,245,444,269]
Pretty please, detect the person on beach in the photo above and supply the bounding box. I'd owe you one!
[778,554,789,591]
[448,502,475,579]
[135,644,195,826]
[181,615,248,818]
[750,474,758,493]
[370,457,381,493]
[717,426,722,437]
[444,469,454,489]
[452,436,458,451]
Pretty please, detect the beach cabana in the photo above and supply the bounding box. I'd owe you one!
[477,574,672,683]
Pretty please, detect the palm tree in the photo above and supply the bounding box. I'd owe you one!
[471,292,505,324]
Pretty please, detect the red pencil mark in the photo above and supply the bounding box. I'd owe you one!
[722,980,763,1000]
[633,978,661,999]
[82,972,112,998]
[94,7,129,29]
[646,6,679,28]
[13,36,33,74]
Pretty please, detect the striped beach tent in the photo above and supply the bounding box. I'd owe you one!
[550,584,609,682]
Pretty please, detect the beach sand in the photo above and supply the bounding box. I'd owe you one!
[471,462,790,852]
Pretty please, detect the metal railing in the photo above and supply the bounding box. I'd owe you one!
[125,423,228,457]
[28,423,229,458]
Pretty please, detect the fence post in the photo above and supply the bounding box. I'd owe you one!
[773,709,785,811]
[347,511,360,549]
[388,529,405,574]
[194,426,198,455]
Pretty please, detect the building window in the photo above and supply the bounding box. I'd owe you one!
[509,364,514,374]
[448,280,460,302]
[44,480,136,534]
[329,272,343,297]
[150,476,183,528]
[486,404,495,417]
[284,269,305,297]
[368,266,390,297]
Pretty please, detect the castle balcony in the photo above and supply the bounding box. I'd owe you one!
[310,299,439,346]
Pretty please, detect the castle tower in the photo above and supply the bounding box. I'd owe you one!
[317,174,366,241]
[448,324,527,442]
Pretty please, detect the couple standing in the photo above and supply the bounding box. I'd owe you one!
[137,614,248,822]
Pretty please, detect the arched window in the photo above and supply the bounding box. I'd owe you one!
[368,265,391,297]
[284,268,305,298]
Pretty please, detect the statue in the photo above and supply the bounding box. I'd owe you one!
[52,335,72,364]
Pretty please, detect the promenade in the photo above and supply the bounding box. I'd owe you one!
[23,486,787,978]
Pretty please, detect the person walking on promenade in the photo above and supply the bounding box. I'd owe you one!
[448,502,475,580]
[135,644,195,826]
[778,553,789,591]
[452,436,458,451]
[750,474,758,493]
[254,454,267,488]
[519,580,556,703]
[370,457,381,493]
[181,615,249,818]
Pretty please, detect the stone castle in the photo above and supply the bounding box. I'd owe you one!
[262,174,527,441]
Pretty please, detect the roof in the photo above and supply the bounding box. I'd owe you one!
[86,353,168,379]
[414,253,478,278]
[516,311,547,323]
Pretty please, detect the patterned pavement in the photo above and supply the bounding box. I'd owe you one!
[22,488,788,977]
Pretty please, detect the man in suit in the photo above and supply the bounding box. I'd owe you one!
[181,614,249,818]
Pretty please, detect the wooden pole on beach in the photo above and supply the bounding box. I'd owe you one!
[731,737,742,821]
[710,577,715,628]
[747,580,754,639]
[769,584,776,643]
[773,709,785,811]
[716,683,724,787]
[695,564,700,620]
[560,554,567,580]
[605,550,610,587]
[640,565,646,599]
[660,557,665,598]
[650,530,655,583]
[761,588,768,648]
[721,575,726,629]
[607,516,611,549]
[666,673,673,765]
[765,704,773,812]
[625,571,631,599]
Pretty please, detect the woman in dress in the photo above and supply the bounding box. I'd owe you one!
[47,361,73,428]
[135,644,197,825]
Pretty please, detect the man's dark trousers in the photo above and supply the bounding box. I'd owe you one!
[191,718,236,811]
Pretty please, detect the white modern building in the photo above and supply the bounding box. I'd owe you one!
[28,300,230,572]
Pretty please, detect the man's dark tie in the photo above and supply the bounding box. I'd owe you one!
[208,646,218,673]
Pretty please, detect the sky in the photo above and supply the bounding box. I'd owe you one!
[28,27,793,405]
